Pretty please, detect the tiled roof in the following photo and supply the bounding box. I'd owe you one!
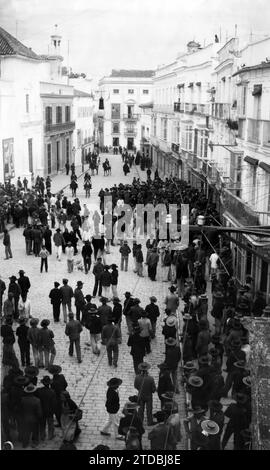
[0,26,40,60]
[74,89,93,98]
[110,69,155,78]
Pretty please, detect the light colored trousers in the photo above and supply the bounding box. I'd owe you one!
[55,245,62,260]
[90,333,101,354]
[102,413,119,438]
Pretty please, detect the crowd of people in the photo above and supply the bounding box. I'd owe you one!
[1,151,269,451]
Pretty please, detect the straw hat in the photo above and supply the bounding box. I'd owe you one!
[138,362,151,371]
[166,316,177,327]
[188,376,203,387]
[201,420,220,435]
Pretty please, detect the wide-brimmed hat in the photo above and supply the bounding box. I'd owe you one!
[201,420,219,435]
[165,337,177,346]
[41,375,52,386]
[100,297,108,303]
[138,362,151,371]
[18,270,25,274]
[24,384,37,394]
[150,296,157,302]
[41,319,50,327]
[153,411,168,422]
[183,361,197,370]
[62,278,68,283]
[188,376,203,387]
[125,402,140,411]
[107,377,123,387]
[89,306,98,313]
[128,395,139,403]
[242,376,251,387]
[183,313,192,321]
[13,376,30,386]
[190,406,206,415]
[77,281,83,286]
[124,292,132,297]
[54,282,60,287]
[113,297,120,303]
[133,298,141,304]
[234,360,247,369]
[19,317,27,324]
[111,264,118,269]
[24,366,39,377]
[198,355,209,365]
[30,318,39,326]
[85,295,92,301]
[166,316,177,327]
[161,391,175,401]
[48,365,62,375]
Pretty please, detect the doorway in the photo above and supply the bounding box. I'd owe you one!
[127,137,134,150]
[56,141,60,171]
[47,143,52,174]
[113,137,119,147]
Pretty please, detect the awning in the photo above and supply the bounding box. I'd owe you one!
[259,161,270,173]
[244,156,259,166]
[252,84,262,96]
[196,82,201,86]
[188,82,194,87]
[177,83,185,88]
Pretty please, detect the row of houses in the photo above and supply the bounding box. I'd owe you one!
[0,26,95,183]
[97,37,270,297]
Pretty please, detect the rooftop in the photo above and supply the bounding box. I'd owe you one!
[233,61,270,76]
[74,89,93,98]
[0,26,40,60]
[110,69,155,78]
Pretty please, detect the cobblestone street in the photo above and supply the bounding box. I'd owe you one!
[2,154,187,450]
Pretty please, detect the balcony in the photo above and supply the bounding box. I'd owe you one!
[111,114,121,120]
[211,103,231,120]
[45,121,75,134]
[124,129,137,137]
[247,119,261,145]
[185,103,198,114]
[123,114,139,121]
[174,102,184,113]
[194,104,210,115]
[221,188,260,226]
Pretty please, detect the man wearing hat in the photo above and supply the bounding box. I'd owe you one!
[222,393,251,450]
[74,281,85,322]
[129,298,144,324]
[110,264,119,299]
[98,296,112,327]
[15,317,31,367]
[20,383,42,448]
[157,363,174,406]
[127,324,146,374]
[92,257,104,298]
[17,270,31,299]
[101,377,122,438]
[118,402,144,447]
[36,376,57,440]
[65,241,75,273]
[53,228,65,261]
[119,240,131,271]
[59,279,74,323]
[123,292,135,335]
[165,286,179,315]
[38,319,56,369]
[100,265,111,299]
[208,400,224,450]
[165,338,181,394]
[27,318,40,367]
[48,365,68,427]
[112,297,122,334]
[101,316,121,367]
[49,282,62,322]
[8,276,21,320]
[138,310,152,354]
[211,291,224,335]
[183,407,207,450]
[82,305,102,354]
[148,410,177,450]
[145,296,160,339]
[65,313,83,363]
[134,362,156,426]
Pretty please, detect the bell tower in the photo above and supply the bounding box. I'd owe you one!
[50,24,62,56]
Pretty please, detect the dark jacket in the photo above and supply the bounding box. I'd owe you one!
[128,332,146,358]
[93,262,104,280]
[105,387,120,414]
[60,285,73,304]
[36,386,57,416]
[134,374,156,399]
[110,269,118,285]
[49,287,62,305]
[100,271,111,287]
[165,346,181,370]
[74,288,85,307]
[16,324,30,345]
[112,303,122,323]
[101,323,121,346]
[145,303,160,322]
[65,319,83,340]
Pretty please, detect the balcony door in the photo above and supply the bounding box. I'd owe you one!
[127,137,134,150]
[127,105,134,118]
[47,143,52,174]
[56,141,60,171]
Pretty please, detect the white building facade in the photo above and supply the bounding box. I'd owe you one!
[73,89,95,166]
[98,70,154,151]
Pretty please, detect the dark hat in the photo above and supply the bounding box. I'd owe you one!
[85,295,92,301]
[199,294,208,300]
[41,319,50,327]
[18,270,25,274]
[113,297,120,303]
[89,306,98,313]
[198,355,209,365]
[190,406,206,415]
[68,312,74,318]
[231,338,242,348]
[138,362,151,371]
[24,384,37,394]
[188,376,203,387]
[41,376,52,385]
[234,360,247,369]
[153,411,167,422]
[13,375,30,386]
[24,366,39,377]
[128,395,139,403]
[62,278,68,283]
[9,275,17,281]
[18,317,27,324]
[107,377,123,387]
[48,365,62,375]
[54,281,60,287]
[161,391,175,401]
[242,376,251,387]
[100,297,108,303]
[150,296,157,302]
[169,286,176,292]
[111,264,118,269]
[201,420,219,435]
[133,298,141,304]
[165,337,177,347]
[56,228,61,232]
[124,292,132,297]
[77,281,83,286]
[183,361,197,370]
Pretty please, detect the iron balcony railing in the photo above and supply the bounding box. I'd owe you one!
[45,121,75,133]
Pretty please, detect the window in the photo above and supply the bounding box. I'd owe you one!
[112,122,120,134]
[47,144,52,174]
[181,125,193,151]
[65,106,70,122]
[161,118,167,141]
[128,89,134,94]
[241,86,247,116]
[113,89,119,94]
[56,106,62,124]
[143,90,149,94]
[66,138,70,164]
[153,117,157,137]
[111,103,121,119]
[45,106,52,124]
[26,94,29,113]
[28,139,33,173]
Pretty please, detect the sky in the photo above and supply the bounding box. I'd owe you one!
[1,0,270,84]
